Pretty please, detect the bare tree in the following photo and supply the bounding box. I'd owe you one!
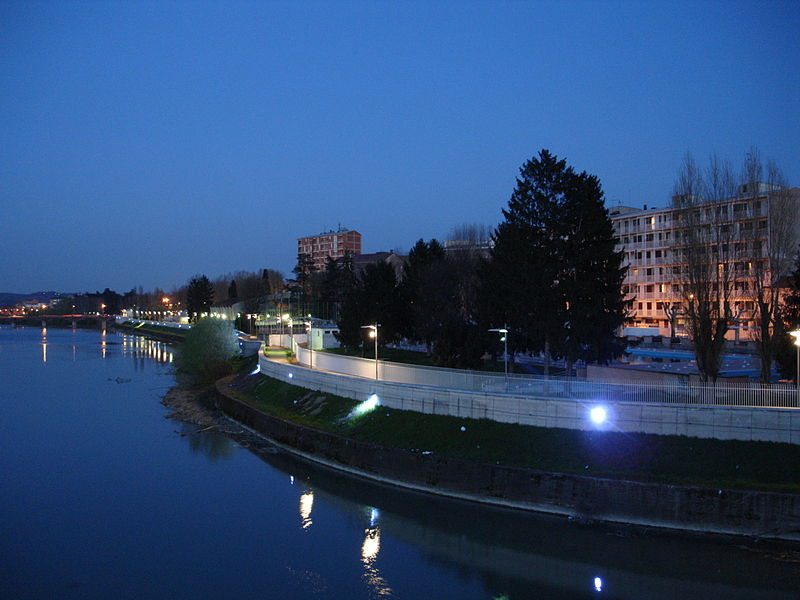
[744,150,800,382]
[671,152,738,382]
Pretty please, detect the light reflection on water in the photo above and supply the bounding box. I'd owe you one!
[120,333,174,364]
[2,325,799,600]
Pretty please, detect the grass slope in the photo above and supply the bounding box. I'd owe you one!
[228,373,800,492]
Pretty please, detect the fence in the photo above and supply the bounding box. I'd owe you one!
[262,351,800,444]
[289,340,799,409]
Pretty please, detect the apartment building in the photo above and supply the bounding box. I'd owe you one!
[297,227,362,271]
[610,183,799,340]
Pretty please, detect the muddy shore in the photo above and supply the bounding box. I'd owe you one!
[161,385,277,455]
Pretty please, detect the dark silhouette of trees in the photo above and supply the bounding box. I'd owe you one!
[186,275,214,323]
[400,239,446,351]
[480,149,628,372]
[776,247,800,382]
[336,262,403,352]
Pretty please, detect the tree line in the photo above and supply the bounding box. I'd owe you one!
[327,150,630,373]
[671,149,799,383]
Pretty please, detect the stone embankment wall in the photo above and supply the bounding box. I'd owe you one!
[261,353,800,445]
[214,381,800,541]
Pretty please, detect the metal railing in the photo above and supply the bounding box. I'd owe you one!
[292,343,799,409]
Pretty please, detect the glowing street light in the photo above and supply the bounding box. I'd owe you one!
[361,323,380,379]
[488,325,509,391]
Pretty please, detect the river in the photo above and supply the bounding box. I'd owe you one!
[1,325,798,599]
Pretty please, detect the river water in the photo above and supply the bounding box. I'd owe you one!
[1,325,798,599]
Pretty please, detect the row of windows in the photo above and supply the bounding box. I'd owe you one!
[635,300,756,313]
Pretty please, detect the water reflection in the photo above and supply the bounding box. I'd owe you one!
[361,507,392,597]
[299,491,314,530]
[252,447,800,600]
[120,334,174,365]
[41,327,47,363]
[180,423,236,462]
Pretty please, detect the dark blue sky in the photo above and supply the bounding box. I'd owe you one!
[2,1,798,294]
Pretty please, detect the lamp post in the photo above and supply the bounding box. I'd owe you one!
[488,325,509,392]
[305,319,313,370]
[361,324,380,380]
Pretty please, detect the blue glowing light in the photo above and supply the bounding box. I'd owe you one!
[590,406,607,425]
[594,576,603,592]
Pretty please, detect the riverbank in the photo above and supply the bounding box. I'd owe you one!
[159,370,800,542]
[116,320,188,342]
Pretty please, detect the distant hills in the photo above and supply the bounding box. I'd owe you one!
[0,291,65,308]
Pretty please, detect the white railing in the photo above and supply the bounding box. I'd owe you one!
[115,318,192,330]
[288,341,799,409]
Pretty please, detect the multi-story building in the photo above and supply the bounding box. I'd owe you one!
[297,227,362,271]
[610,183,799,340]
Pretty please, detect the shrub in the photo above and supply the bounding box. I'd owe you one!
[175,318,239,385]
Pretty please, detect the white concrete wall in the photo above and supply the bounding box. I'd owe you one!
[259,352,800,445]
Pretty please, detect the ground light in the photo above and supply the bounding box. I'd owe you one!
[589,406,608,426]
[345,394,381,420]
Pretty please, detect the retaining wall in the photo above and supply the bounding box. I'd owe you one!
[215,380,800,541]
[261,353,800,445]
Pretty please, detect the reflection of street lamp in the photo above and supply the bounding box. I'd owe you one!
[488,325,509,391]
[790,330,800,399]
[361,324,380,380]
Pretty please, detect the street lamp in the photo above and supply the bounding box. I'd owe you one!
[361,324,380,380]
[305,319,313,370]
[488,325,509,392]
[790,329,800,400]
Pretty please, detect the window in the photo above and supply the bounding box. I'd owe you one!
[646,302,652,310]
[638,302,643,311]
[646,233,654,241]
[645,285,654,293]
[646,251,651,259]
[646,268,653,276]
[655,250,662,258]
[656,302,663,310]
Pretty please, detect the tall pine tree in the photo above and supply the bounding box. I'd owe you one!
[186,274,214,323]
[481,149,628,367]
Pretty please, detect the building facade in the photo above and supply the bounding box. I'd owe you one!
[610,183,799,340]
[297,227,362,271]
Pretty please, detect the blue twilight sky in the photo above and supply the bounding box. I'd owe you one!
[1,1,798,294]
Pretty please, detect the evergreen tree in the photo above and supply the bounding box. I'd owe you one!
[776,247,800,382]
[293,253,316,295]
[336,261,403,351]
[400,239,446,350]
[481,149,628,367]
[186,274,214,323]
[228,279,238,299]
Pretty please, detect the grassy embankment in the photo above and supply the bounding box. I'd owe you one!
[226,372,800,493]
